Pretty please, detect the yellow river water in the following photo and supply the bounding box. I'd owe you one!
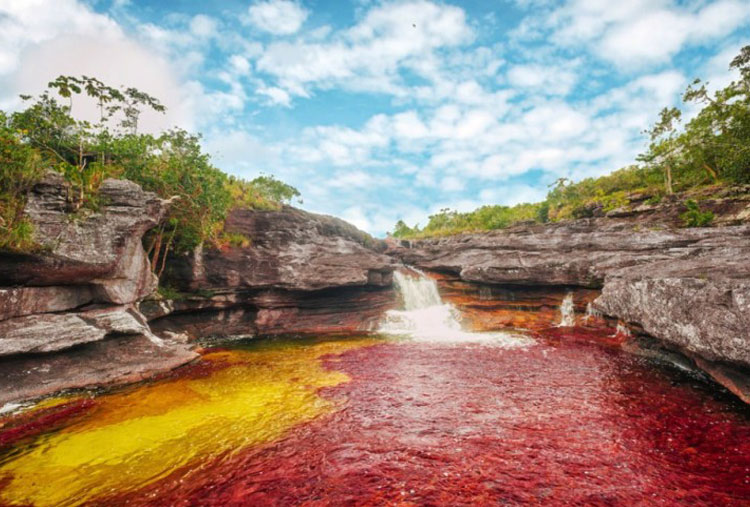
[0,337,376,507]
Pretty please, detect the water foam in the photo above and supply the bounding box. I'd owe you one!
[557,292,575,327]
[379,269,533,347]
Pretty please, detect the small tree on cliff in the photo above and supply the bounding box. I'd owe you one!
[639,107,682,195]
[12,75,166,208]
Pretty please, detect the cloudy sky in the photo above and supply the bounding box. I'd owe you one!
[1,0,748,235]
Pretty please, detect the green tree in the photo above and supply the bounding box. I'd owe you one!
[391,220,416,238]
[639,106,682,195]
[248,174,301,204]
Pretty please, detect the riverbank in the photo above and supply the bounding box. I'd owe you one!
[1,175,749,406]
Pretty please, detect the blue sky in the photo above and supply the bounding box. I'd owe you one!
[1,0,749,235]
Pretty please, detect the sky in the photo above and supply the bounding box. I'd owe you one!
[1,0,748,235]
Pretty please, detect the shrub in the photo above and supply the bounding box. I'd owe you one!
[680,200,714,227]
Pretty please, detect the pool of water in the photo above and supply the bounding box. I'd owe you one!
[1,330,750,506]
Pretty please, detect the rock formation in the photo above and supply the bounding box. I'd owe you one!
[388,206,750,401]
[2,174,749,406]
[148,206,397,340]
[0,173,196,405]
[0,176,397,405]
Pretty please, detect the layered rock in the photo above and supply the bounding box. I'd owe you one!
[429,272,600,331]
[152,206,397,340]
[389,216,750,400]
[0,174,197,405]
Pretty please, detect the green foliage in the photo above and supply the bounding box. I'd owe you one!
[157,285,186,301]
[1,75,299,269]
[0,111,46,250]
[391,220,417,238]
[680,200,714,227]
[247,175,301,204]
[391,203,541,238]
[536,201,550,223]
[598,190,629,213]
[220,232,252,248]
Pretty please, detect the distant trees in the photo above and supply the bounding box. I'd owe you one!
[391,46,750,238]
[0,76,300,272]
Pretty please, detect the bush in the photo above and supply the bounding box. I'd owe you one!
[680,200,714,227]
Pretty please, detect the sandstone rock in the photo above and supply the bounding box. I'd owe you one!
[428,272,600,330]
[0,305,153,357]
[152,206,398,340]
[167,206,395,292]
[0,175,194,406]
[0,173,165,305]
[392,221,750,288]
[594,260,750,366]
[0,286,94,321]
[0,334,197,406]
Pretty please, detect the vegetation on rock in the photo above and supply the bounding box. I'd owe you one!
[0,76,299,272]
[680,199,715,228]
[392,46,750,239]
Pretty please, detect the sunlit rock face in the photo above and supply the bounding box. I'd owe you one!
[0,173,164,304]
[151,206,398,340]
[0,174,196,405]
[388,219,750,401]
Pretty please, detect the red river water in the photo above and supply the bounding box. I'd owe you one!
[1,273,749,506]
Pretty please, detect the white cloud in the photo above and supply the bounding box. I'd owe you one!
[0,1,197,131]
[506,62,578,95]
[204,129,280,175]
[190,14,219,38]
[245,0,309,35]
[257,85,292,106]
[254,0,474,101]
[229,54,252,75]
[0,0,121,74]
[517,0,750,68]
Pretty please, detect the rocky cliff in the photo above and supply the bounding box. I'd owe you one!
[145,206,397,340]
[0,176,396,406]
[0,173,197,405]
[388,206,750,402]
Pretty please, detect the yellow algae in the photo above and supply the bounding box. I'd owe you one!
[0,337,376,507]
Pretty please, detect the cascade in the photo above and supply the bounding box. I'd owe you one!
[615,321,632,337]
[379,269,532,346]
[584,302,603,323]
[558,292,575,327]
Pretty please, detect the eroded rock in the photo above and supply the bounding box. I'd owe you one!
[154,206,398,340]
[0,173,164,305]
[390,219,750,400]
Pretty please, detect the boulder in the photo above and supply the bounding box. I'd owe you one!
[0,174,197,405]
[168,206,394,292]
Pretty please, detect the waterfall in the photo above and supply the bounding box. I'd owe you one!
[379,269,533,347]
[558,292,575,327]
[614,321,632,337]
[584,302,602,323]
